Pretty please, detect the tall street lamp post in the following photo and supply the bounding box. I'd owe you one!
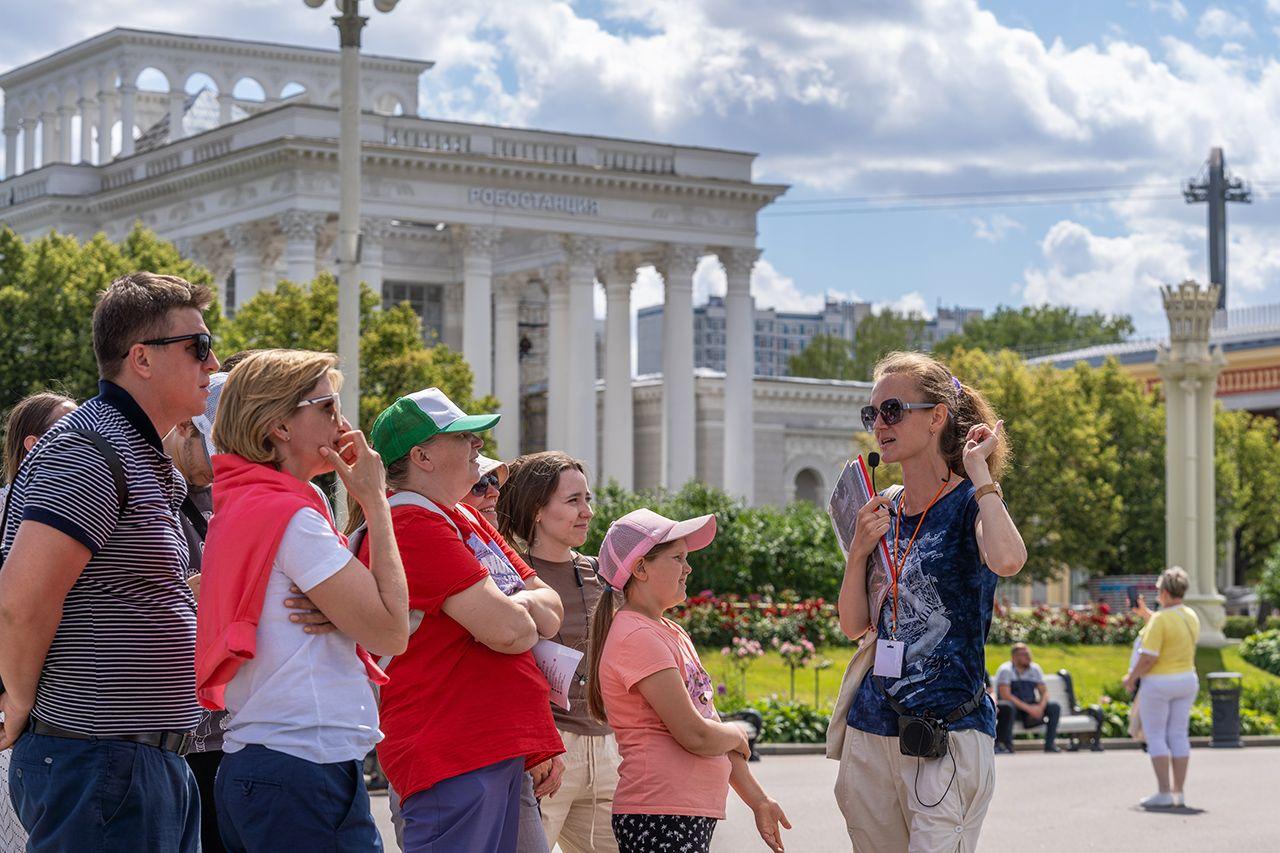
[303,0,400,428]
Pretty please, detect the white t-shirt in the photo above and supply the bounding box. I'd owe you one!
[222,507,381,764]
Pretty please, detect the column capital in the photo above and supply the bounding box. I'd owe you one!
[458,224,503,255]
[560,234,604,268]
[278,209,327,242]
[76,96,93,109]
[225,222,264,254]
[172,237,195,259]
[57,104,75,117]
[361,215,394,246]
[720,247,762,284]
[656,243,703,280]
[495,273,527,302]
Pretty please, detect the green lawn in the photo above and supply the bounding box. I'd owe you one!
[701,643,1280,709]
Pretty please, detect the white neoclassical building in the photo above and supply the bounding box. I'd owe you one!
[0,28,870,505]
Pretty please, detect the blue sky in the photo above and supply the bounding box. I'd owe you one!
[5,0,1280,336]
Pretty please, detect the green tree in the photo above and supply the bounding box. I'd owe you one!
[934,304,1134,359]
[851,310,926,380]
[0,225,216,414]
[219,276,500,449]
[788,334,857,380]
[1216,410,1280,584]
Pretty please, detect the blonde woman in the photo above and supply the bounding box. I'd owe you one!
[1123,567,1199,809]
[835,351,1026,852]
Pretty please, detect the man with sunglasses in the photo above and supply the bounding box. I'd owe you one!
[0,272,219,851]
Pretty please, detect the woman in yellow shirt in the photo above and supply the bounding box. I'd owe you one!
[1123,567,1200,810]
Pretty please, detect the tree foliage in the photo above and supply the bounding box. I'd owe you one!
[851,309,926,380]
[0,225,217,413]
[787,334,858,380]
[934,304,1134,359]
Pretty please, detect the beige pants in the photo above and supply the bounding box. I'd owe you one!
[540,730,621,853]
[835,726,995,853]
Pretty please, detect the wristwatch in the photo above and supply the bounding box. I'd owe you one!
[974,482,1003,502]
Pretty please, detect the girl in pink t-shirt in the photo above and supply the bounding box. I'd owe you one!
[586,508,790,853]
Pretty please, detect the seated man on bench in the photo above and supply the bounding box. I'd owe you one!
[994,643,1061,754]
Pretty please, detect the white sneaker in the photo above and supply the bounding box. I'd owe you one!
[1141,792,1175,809]
[1171,792,1185,808]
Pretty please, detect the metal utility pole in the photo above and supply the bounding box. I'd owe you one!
[1183,147,1251,310]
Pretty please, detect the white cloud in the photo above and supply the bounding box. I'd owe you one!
[1196,7,1254,39]
[1149,0,1189,22]
[972,214,1024,243]
[1267,0,1280,17]
[874,292,933,319]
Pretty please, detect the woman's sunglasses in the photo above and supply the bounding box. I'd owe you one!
[135,332,213,362]
[860,398,937,432]
[470,472,500,496]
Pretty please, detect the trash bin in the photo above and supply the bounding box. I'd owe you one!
[1207,671,1243,748]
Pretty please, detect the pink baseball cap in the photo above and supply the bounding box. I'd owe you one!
[597,508,717,590]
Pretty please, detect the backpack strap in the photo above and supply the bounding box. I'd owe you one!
[64,427,129,516]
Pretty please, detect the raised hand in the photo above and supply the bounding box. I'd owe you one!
[320,429,387,510]
[850,495,893,562]
[962,419,1003,479]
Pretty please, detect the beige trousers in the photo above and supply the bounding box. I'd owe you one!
[835,726,995,853]
[540,730,621,853]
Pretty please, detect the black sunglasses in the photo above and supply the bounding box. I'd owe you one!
[136,332,213,362]
[470,472,500,496]
[860,398,936,432]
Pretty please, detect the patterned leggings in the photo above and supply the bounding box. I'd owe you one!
[611,814,717,853]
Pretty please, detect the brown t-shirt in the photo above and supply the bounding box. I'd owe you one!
[524,552,613,737]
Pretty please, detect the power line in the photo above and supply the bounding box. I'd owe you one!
[760,190,1187,218]
[771,181,1164,206]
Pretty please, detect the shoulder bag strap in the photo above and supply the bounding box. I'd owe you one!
[64,428,129,517]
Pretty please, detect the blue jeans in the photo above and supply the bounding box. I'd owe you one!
[401,757,524,853]
[215,744,381,853]
[8,731,200,852]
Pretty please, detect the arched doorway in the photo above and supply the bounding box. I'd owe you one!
[794,468,823,504]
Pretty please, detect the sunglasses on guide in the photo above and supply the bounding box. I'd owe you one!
[134,332,213,362]
[470,472,500,496]
[295,393,343,423]
[860,398,937,432]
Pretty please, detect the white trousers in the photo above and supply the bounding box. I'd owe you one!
[1137,671,1198,758]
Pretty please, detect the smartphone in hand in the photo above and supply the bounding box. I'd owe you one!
[1126,585,1140,610]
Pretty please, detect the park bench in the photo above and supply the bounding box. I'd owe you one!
[724,708,764,761]
[999,669,1104,751]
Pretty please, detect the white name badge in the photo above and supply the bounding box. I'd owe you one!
[874,639,905,679]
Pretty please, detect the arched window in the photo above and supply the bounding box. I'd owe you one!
[794,468,823,504]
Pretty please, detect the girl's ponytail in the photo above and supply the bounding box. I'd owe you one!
[586,582,621,723]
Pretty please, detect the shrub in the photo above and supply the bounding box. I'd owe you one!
[744,696,831,744]
[1096,699,1278,738]
[1241,630,1280,677]
[987,604,1142,646]
[1224,615,1258,640]
[1242,682,1280,717]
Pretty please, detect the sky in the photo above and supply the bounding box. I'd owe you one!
[4,0,1280,337]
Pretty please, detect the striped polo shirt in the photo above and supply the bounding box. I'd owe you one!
[1,380,201,734]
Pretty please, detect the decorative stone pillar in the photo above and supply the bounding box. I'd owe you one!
[656,244,702,489]
[55,105,74,164]
[39,110,56,165]
[2,124,17,179]
[22,114,37,173]
[459,226,502,396]
[493,275,525,456]
[562,236,601,476]
[77,98,93,164]
[96,91,114,163]
[442,283,464,351]
[602,254,637,490]
[361,216,391,299]
[545,264,571,451]
[119,85,137,157]
[721,247,760,504]
[168,91,185,142]
[279,210,325,285]
[226,223,264,311]
[1155,280,1228,647]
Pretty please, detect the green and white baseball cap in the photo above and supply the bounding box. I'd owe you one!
[370,387,500,465]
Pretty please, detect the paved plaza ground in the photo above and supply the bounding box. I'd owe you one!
[371,746,1277,851]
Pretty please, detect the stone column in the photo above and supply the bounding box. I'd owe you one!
[77,98,93,164]
[119,85,136,157]
[721,247,760,504]
[2,124,17,178]
[460,226,502,396]
[39,110,56,165]
[55,106,74,164]
[169,91,185,142]
[656,245,702,488]
[562,236,601,476]
[545,264,571,451]
[22,114,36,173]
[602,254,636,490]
[493,275,525,457]
[442,283,464,351]
[226,223,264,311]
[97,92,114,163]
[279,210,324,284]
[361,217,391,299]
[218,92,235,125]
[1155,280,1227,646]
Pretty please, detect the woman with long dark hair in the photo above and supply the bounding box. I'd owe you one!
[834,351,1026,852]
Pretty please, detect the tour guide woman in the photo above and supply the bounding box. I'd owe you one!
[834,351,1027,852]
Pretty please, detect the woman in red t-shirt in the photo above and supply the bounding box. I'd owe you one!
[586,508,790,853]
[359,388,565,853]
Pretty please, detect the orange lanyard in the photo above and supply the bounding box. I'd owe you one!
[889,477,951,637]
